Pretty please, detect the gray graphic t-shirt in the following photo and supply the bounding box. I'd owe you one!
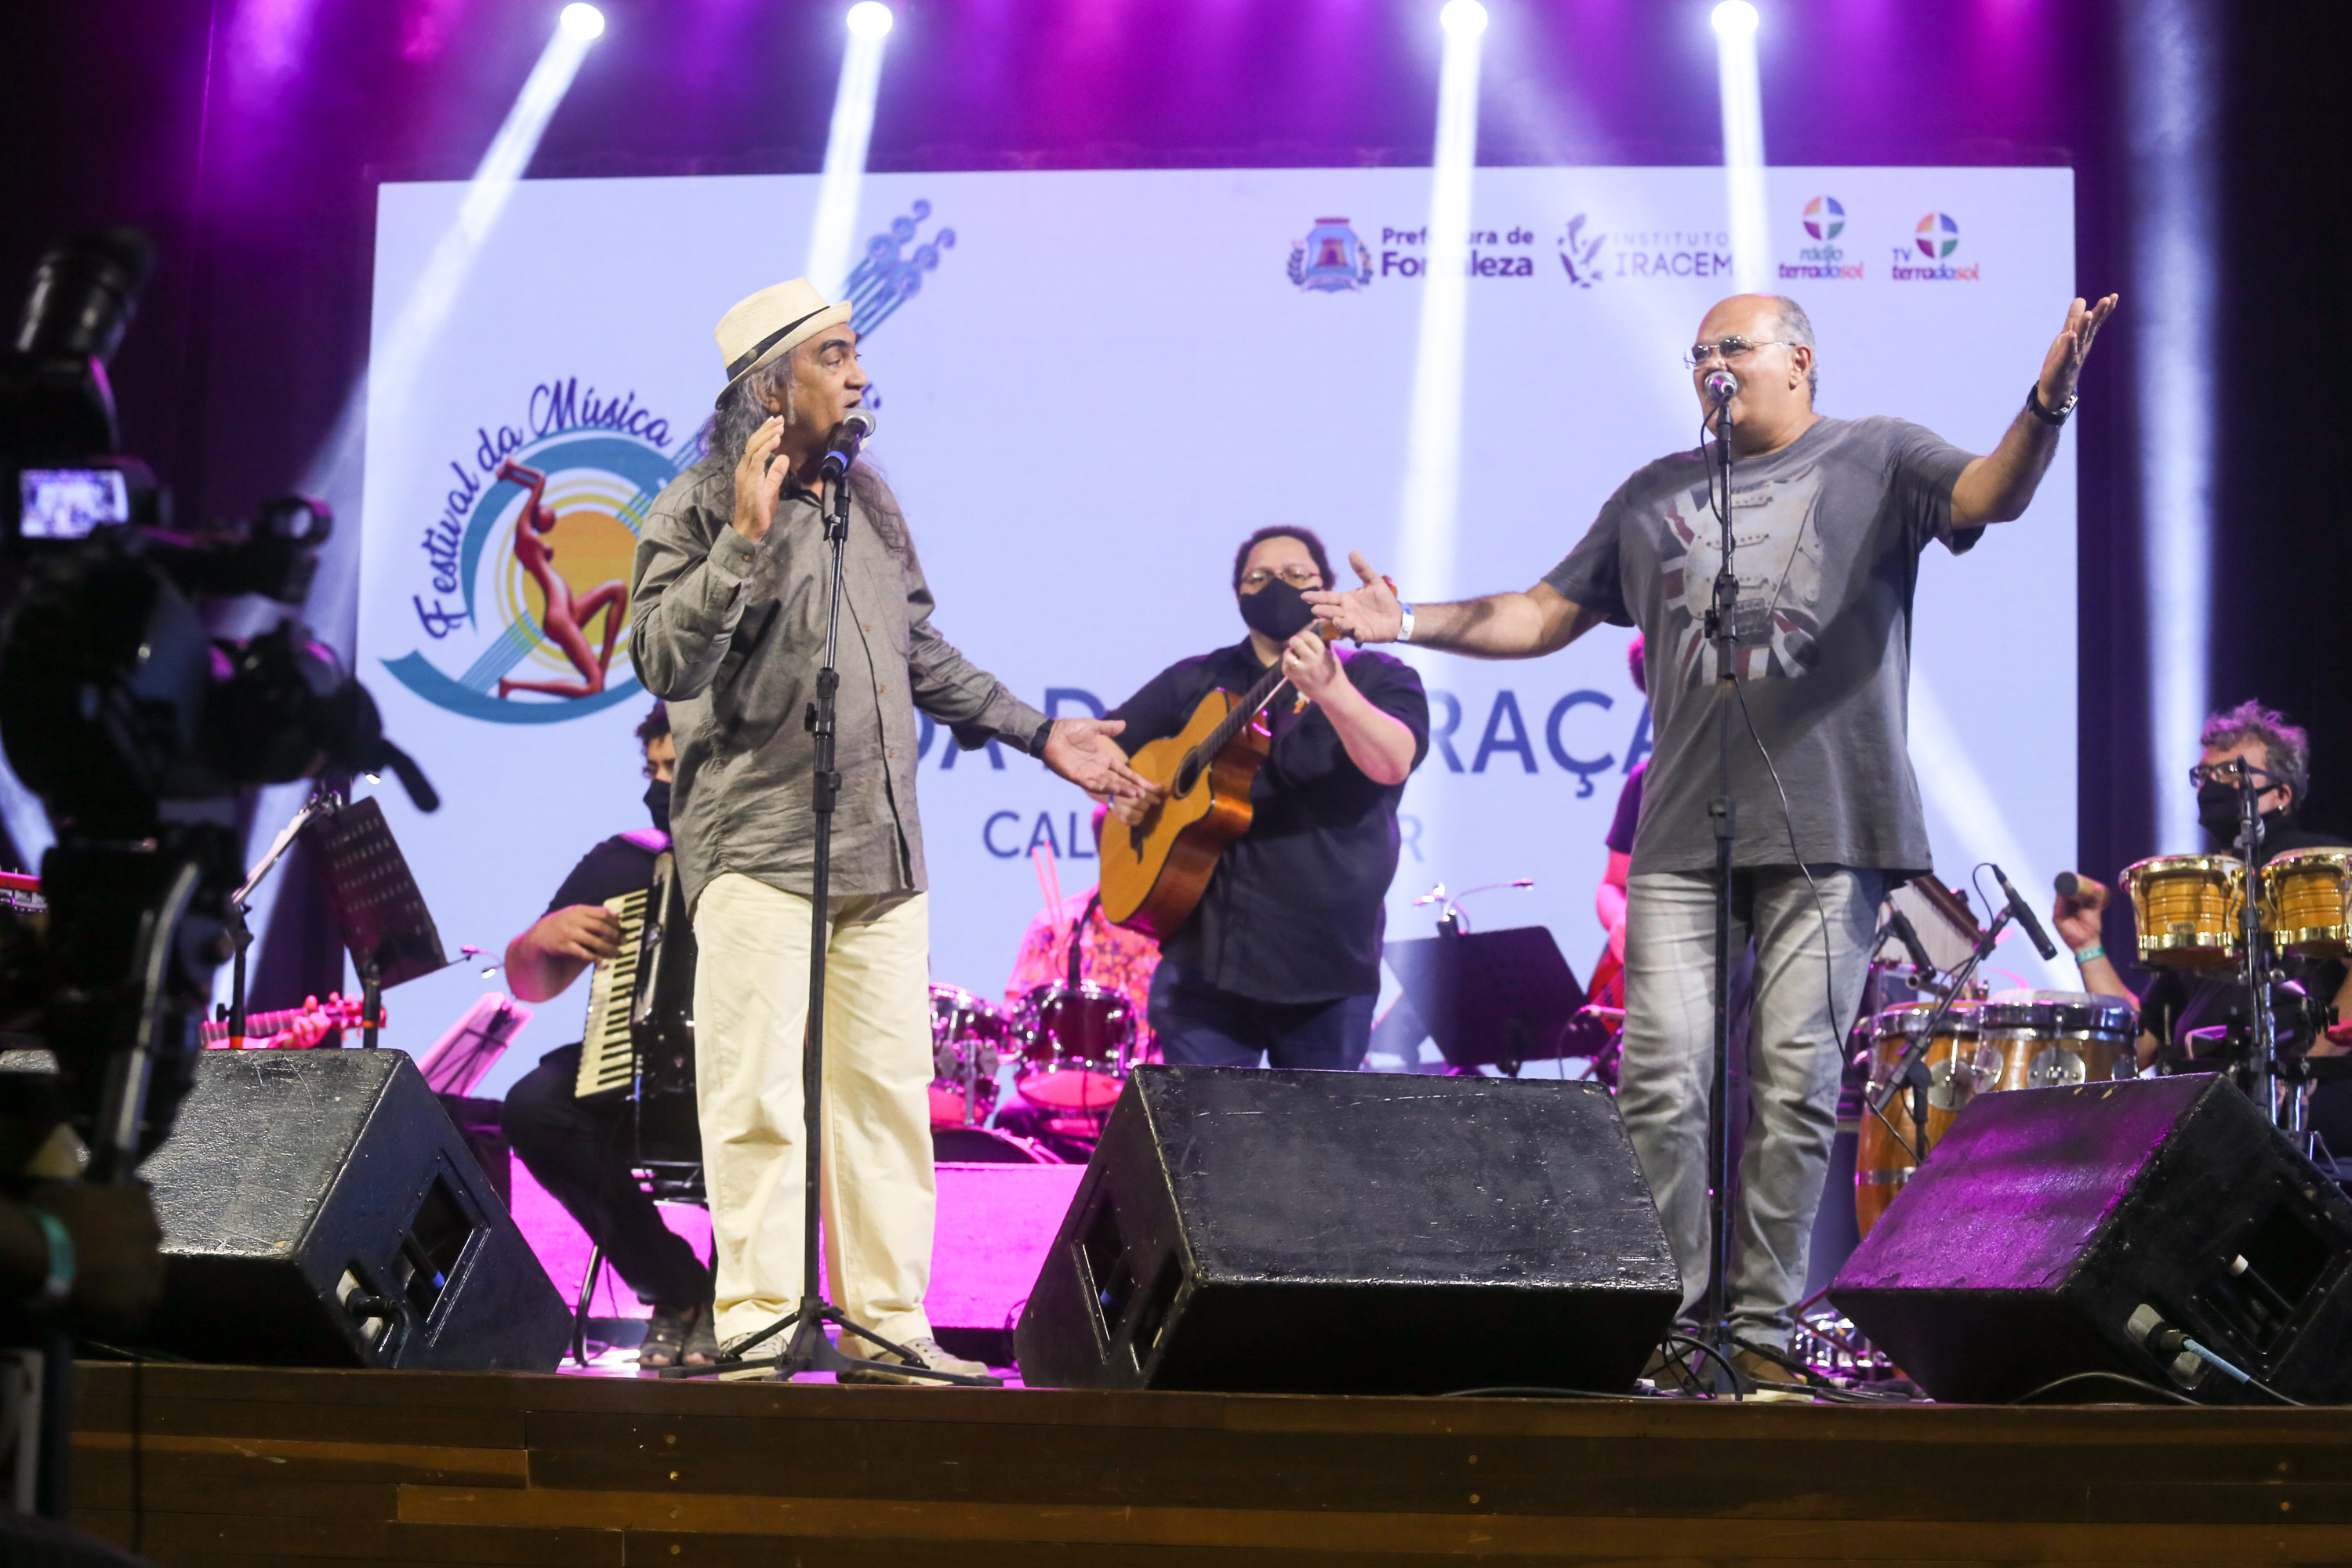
[1544,415,1978,877]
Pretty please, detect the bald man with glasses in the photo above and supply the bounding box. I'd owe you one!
[1312,288,2117,1388]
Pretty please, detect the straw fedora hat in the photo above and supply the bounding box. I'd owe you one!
[712,278,853,408]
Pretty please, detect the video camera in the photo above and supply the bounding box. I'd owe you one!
[0,228,434,1179]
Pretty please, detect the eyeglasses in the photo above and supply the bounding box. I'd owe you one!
[1239,565,1323,591]
[1684,336,1791,369]
[2189,760,2281,791]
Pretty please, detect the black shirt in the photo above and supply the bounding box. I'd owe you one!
[1109,641,1429,1004]
[548,832,664,915]
[2139,825,2348,1054]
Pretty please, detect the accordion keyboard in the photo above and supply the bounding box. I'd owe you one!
[574,887,650,1098]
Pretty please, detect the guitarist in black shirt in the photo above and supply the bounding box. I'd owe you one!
[1108,527,1428,1069]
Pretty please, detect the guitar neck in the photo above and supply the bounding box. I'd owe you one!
[1181,628,1336,775]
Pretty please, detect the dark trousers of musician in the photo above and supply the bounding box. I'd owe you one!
[1618,866,1883,1351]
[505,1044,710,1314]
[1146,962,1377,1071]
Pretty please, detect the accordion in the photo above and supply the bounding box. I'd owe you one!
[573,850,698,1157]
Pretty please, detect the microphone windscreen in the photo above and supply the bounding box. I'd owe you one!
[1704,369,1739,403]
[2053,871,2081,898]
[840,406,877,439]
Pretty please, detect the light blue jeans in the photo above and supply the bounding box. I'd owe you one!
[1621,866,1883,1349]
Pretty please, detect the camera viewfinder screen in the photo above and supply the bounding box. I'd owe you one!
[20,468,129,539]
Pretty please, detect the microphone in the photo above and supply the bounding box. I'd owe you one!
[1703,368,1738,404]
[1885,908,1936,975]
[1991,862,2059,962]
[2053,870,2082,899]
[818,406,877,482]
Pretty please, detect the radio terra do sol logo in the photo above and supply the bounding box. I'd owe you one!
[1783,195,1861,282]
[1802,195,1845,241]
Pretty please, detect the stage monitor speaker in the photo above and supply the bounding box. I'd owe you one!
[1014,1065,1681,1396]
[1831,1073,2352,1405]
[136,1049,571,1370]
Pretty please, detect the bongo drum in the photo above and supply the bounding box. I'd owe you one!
[2263,846,2352,960]
[2122,855,2245,970]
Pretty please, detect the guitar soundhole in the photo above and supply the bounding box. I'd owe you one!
[1175,763,1199,797]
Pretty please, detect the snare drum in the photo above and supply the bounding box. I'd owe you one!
[1014,982,1136,1113]
[1855,1000,1985,1236]
[2122,854,2245,970]
[927,985,1011,1127]
[2264,846,2352,960]
[1978,989,2140,1091]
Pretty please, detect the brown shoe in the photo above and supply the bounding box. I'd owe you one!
[1730,1345,1815,1402]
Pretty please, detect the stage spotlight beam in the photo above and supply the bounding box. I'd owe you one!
[213,6,605,1013]
[805,5,896,300]
[1711,1,1768,294]
[2129,0,2216,853]
[1397,0,1488,605]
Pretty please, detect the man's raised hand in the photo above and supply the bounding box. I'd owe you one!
[1305,550,1404,644]
[1043,717,1151,799]
[2039,293,2119,407]
[730,415,789,543]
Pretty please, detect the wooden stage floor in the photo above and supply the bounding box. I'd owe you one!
[64,1360,2352,1566]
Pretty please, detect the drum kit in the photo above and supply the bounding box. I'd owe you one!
[1852,835,2352,1234]
[927,979,1148,1135]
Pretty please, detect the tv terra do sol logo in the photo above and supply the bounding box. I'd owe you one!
[387,381,687,725]
[1892,210,1980,281]
[1782,195,1861,282]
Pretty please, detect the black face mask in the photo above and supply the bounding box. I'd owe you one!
[2198,779,2285,844]
[644,778,672,837]
[1238,578,1316,643]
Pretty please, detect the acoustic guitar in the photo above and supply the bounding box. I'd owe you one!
[1099,626,1338,938]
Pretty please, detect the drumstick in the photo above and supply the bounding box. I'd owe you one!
[1032,844,1068,941]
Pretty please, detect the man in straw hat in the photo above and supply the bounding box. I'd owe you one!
[630,278,1145,1381]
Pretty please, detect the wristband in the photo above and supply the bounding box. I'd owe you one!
[1029,719,1054,759]
[2071,942,2105,966]
[1396,601,1416,645]
[2026,382,2077,426]
[24,1206,71,1311]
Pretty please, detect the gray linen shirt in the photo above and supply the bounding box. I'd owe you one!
[629,456,1047,907]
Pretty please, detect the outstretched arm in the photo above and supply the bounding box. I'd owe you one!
[1307,550,1602,659]
[1950,293,2118,528]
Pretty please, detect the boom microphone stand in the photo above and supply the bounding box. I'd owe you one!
[669,412,994,1386]
[1700,375,1740,1368]
[2232,760,2285,1130]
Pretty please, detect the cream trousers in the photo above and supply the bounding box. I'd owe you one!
[692,873,936,1349]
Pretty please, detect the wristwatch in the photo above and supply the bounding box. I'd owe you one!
[2026,382,2078,426]
[1029,718,1054,759]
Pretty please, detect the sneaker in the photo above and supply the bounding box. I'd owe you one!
[1730,1345,1816,1403]
[1639,1341,1708,1395]
[836,1333,993,1385]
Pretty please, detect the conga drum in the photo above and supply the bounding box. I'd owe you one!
[1855,1000,1984,1236]
[1976,989,2140,1091]
[2263,846,2352,960]
[2121,854,2245,970]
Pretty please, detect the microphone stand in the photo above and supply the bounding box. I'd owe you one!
[2234,765,2284,1130]
[666,449,995,1387]
[1701,387,1740,1374]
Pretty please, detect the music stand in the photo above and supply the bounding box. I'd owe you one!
[299,797,448,1047]
[1385,925,1603,1073]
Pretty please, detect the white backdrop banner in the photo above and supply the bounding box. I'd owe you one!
[354,165,2078,1097]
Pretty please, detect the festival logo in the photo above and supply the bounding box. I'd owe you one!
[1802,195,1845,241]
[1288,217,1375,292]
[1914,212,1960,259]
[385,385,684,725]
[843,199,955,342]
[1559,214,1606,288]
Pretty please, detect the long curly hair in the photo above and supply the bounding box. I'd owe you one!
[696,355,906,555]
